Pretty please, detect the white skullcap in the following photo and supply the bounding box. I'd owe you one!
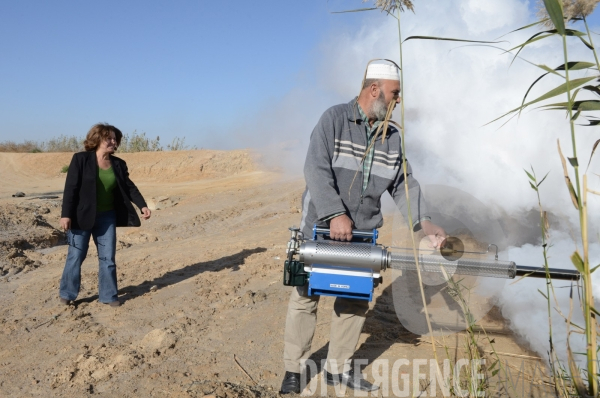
[365,63,400,81]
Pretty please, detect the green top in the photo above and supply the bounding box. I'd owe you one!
[96,166,117,212]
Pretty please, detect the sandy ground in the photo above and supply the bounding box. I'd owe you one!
[0,151,555,397]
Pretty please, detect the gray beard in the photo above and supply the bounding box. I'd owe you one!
[369,92,388,121]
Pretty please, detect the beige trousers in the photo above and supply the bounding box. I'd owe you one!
[283,284,369,374]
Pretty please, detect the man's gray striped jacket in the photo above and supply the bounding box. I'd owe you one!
[299,98,429,237]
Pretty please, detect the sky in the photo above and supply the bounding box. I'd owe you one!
[2,0,600,363]
[2,0,597,149]
[0,0,366,145]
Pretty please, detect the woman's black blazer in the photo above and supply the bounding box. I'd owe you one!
[61,151,148,230]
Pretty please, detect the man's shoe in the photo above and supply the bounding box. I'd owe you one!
[279,371,301,394]
[59,297,70,305]
[107,300,121,307]
[324,368,379,392]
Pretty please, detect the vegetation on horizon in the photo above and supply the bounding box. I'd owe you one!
[0,131,196,153]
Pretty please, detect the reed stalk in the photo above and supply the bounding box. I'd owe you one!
[526,167,565,395]
[392,7,448,391]
[348,2,448,390]
[559,19,597,397]
[581,174,598,395]
[444,275,486,395]
[582,16,600,69]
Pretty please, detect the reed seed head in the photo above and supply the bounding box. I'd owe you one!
[537,0,600,26]
[364,0,415,13]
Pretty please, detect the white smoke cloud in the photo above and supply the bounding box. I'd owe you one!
[314,1,600,223]
[502,231,600,365]
[230,0,600,364]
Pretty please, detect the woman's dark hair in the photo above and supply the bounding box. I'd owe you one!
[84,123,123,151]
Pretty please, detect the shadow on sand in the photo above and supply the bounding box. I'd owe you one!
[302,281,420,381]
[302,274,510,382]
[75,247,267,305]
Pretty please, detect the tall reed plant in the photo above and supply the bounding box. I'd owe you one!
[491,0,599,395]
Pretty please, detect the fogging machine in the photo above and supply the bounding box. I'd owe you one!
[283,226,580,301]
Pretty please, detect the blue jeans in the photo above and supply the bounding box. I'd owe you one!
[59,210,118,303]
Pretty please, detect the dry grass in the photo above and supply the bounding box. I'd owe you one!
[167,136,196,151]
[0,132,194,153]
[44,135,84,152]
[0,141,43,153]
[117,131,162,153]
[0,135,82,153]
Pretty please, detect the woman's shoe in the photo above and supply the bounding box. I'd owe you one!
[59,297,70,305]
[108,300,121,307]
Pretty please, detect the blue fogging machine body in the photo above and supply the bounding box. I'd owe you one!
[283,225,580,302]
[305,227,382,301]
[283,226,385,301]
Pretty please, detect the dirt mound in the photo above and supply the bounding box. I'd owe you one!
[0,200,64,277]
[0,152,75,180]
[0,150,258,197]
[116,150,258,182]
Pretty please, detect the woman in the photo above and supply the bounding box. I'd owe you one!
[59,123,151,307]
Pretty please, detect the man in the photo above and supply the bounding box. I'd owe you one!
[279,62,447,394]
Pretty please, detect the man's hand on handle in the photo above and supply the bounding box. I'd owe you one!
[329,214,353,241]
[421,220,447,249]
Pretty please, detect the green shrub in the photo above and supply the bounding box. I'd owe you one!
[60,165,69,173]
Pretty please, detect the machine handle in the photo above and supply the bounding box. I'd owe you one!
[313,226,378,240]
